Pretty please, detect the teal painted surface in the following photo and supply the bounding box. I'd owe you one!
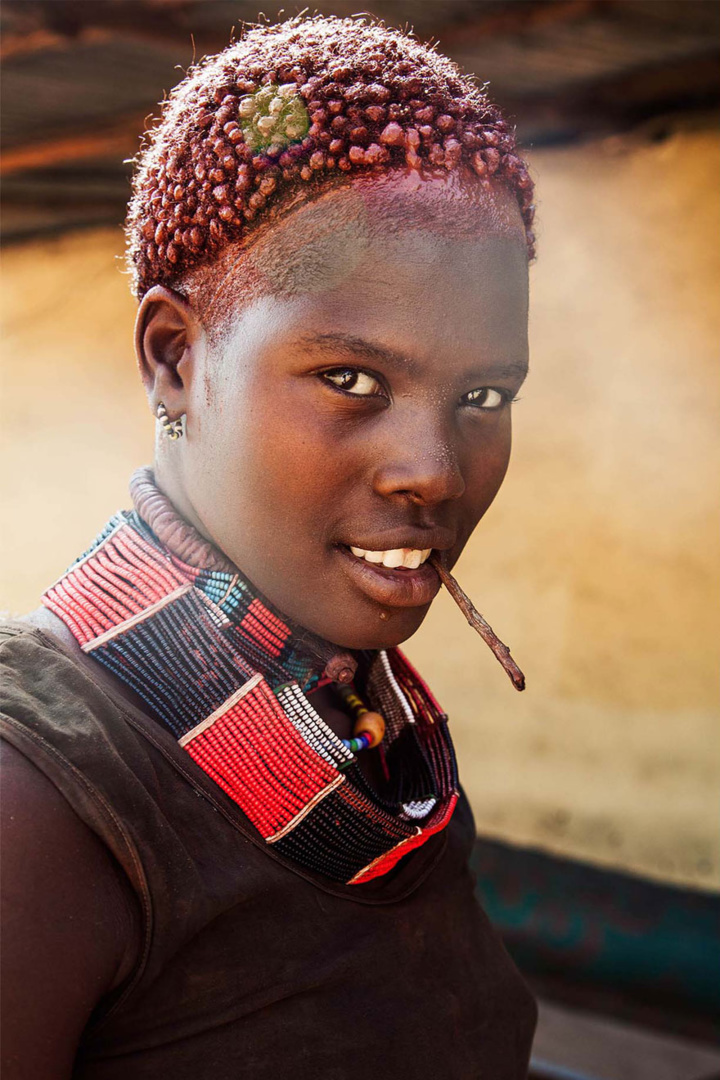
[471,839,720,1017]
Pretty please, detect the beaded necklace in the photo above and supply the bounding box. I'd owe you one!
[42,470,459,885]
[336,683,386,753]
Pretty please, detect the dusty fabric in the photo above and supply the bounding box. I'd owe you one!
[0,623,536,1079]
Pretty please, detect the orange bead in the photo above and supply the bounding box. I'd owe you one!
[354,711,385,749]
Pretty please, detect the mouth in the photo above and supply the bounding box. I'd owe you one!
[336,543,444,609]
[349,545,433,570]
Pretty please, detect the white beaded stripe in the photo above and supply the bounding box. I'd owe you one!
[266,773,346,843]
[401,798,437,820]
[83,584,193,652]
[193,585,232,629]
[379,649,416,726]
[178,672,264,747]
[277,683,354,767]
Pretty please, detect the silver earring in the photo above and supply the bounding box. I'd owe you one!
[156,402,184,440]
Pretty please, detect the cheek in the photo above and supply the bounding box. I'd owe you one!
[462,417,513,513]
[196,384,347,544]
[246,400,331,498]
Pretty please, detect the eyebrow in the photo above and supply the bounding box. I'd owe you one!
[297,331,528,383]
[297,332,420,375]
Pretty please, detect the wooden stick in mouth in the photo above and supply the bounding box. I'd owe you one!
[429,553,525,691]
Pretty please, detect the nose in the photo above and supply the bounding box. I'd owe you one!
[371,410,466,508]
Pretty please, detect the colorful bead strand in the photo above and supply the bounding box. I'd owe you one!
[337,684,386,752]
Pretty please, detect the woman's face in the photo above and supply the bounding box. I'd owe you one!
[171,171,529,649]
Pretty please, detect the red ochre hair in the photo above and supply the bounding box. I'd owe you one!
[126,14,535,299]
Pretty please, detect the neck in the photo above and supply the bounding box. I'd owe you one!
[129,466,357,683]
[130,466,236,574]
[132,468,236,578]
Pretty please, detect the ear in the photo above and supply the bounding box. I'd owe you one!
[134,285,206,418]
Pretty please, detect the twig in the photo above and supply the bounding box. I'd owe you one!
[429,554,525,691]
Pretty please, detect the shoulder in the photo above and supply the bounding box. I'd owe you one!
[0,618,130,803]
[0,618,103,738]
[1,738,140,1079]
[1,738,140,966]
[0,617,149,968]
[0,616,154,781]
[0,621,143,979]
[0,615,95,700]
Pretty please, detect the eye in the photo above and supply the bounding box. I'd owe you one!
[321,367,384,397]
[462,387,510,410]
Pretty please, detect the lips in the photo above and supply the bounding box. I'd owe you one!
[342,525,455,556]
[334,524,454,608]
[336,543,447,608]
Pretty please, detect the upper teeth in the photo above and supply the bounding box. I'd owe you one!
[349,547,432,570]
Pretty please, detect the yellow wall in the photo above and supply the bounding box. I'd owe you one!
[2,127,718,890]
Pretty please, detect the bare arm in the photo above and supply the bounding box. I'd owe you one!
[1,742,140,1080]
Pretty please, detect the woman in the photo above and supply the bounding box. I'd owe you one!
[1,15,536,1079]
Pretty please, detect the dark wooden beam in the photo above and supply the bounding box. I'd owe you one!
[0,0,603,65]
[0,28,73,61]
[1,114,149,175]
[501,52,720,146]
[0,21,225,63]
[0,0,232,64]
[436,0,605,47]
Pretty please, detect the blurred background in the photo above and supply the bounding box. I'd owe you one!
[1,2,719,1077]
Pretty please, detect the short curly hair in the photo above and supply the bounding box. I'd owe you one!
[126,14,535,299]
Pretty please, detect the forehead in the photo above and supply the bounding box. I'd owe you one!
[208,171,529,367]
[246,169,525,284]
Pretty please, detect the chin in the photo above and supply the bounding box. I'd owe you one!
[321,606,431,652]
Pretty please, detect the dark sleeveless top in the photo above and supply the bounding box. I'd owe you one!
[0,622,537,1079]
